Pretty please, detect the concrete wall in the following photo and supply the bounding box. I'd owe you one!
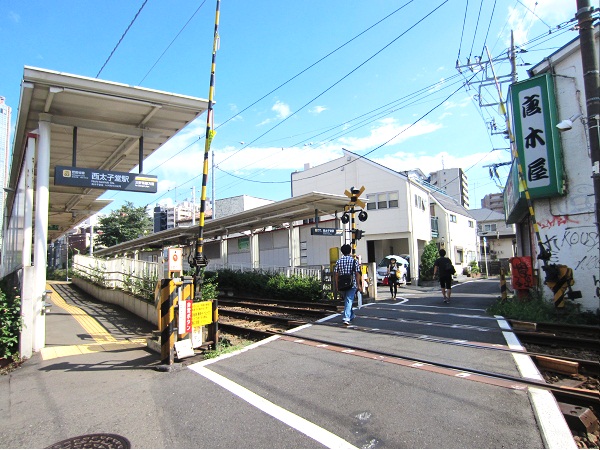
[73,277,157,326]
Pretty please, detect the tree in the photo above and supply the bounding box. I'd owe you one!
[419,240,439,281]
[95,202,152,248]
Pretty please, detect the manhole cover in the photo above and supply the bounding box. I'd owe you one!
[47,433,131,449]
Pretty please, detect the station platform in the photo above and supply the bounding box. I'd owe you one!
[0,279,576,449]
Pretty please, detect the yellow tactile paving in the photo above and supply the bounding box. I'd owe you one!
[42,284,147,361]
[40,341,147,360]
[46,283,117,344]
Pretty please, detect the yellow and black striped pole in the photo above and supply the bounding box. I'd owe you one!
[158,279,178,365]
[500,268,507,301]
[193,0,221,347]
[546,265,574,308]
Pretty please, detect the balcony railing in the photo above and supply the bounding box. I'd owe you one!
[431,217,439,238]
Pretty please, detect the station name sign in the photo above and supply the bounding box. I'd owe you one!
[54,166,158,193]
[311,227,343,236]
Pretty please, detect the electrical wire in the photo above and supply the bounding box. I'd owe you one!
[214,74,468,192]
[96,0,149,78]
[218,0,450,167]
[468,0,484,58]
[457,0,470,62]
[120,5,580,208]
[516,0,552,30]
[479,0,497,57]
[214,0,418,132]
[138,0,208,85]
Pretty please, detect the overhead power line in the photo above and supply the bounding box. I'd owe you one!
[96,0,149,78]
[219,0,450,167]
[215,0,419,131]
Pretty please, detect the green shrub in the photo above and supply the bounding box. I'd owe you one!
[419,241,439,281]
[200,271,219,301]
[487,292,600,325]
[469,260,480,274]
[216,269,323,302]
[46,268,68,281]
[0,283,22,359]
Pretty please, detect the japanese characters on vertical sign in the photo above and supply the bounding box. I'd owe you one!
[509,73,564,198]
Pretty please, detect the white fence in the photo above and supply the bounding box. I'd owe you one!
[74,254,321,289]
[207,262,322,279]
[73,254,161,300]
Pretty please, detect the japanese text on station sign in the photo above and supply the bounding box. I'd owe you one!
[192,301,213,327]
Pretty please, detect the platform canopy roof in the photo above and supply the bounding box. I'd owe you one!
[7,66,209,241]
[94,191,355,257]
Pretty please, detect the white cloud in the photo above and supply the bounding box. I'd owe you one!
[443,96,472,110]
[337,118,442,152]
[373,150,495,175]
[505,0,574,47]
[309,105,327,114]
[256,100,292,126]
[272,100,291,119]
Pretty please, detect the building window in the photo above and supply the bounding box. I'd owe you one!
[367,191,399,210]
[456,249,464,263]
[483,223,497,232]
[414,194,426,211]
[468,220,474,228]
[450,214,457,223]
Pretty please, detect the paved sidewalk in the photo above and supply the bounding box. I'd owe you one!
[1,279,573,449]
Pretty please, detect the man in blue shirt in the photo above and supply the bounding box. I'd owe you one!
[334,244,362,325]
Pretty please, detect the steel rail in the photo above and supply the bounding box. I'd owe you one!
[217,295,341,311]
[220,303,599,372]
[218,300,334,317]
[509,320,600,337]
[514,330,600,350]
[219,308,312,325]
[219,323,598,407]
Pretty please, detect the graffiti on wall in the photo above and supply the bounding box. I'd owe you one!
[538,215,579,229]
[539,215,599,302]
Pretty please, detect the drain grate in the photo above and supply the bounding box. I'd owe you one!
[47,434,131,449]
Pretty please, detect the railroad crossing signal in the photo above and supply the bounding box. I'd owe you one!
[341,186,368,254]
[344,186,366,208]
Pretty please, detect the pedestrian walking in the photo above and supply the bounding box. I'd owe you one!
[334,244,361,325]
[433,249,455,303]
[387,257,400,300]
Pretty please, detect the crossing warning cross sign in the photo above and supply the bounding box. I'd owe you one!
[344,186,366,208]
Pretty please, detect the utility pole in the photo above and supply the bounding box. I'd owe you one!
[576,0,600,244]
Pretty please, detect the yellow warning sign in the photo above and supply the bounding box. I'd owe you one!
[192,301,213,327]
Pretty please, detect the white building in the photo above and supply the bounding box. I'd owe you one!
[469,208,516,261]
[291,150,478,280]
[504,27,599,311]
[0,97,11,248]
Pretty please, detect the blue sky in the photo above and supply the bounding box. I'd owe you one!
[1,0,579,216]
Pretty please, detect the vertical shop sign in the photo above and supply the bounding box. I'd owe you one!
[509,73,564,198]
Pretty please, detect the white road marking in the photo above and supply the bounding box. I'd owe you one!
[190,366,357,449]
[495,315,577,449]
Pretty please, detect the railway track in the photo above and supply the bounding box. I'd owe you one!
[216,297,598,406]
[218,321,599,410]
[509,320,600,350]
